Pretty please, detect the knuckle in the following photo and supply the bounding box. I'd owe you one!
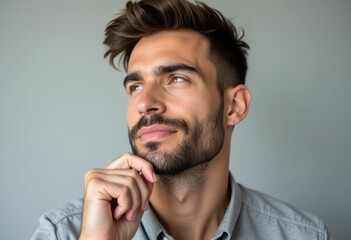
[126,154,135,166]
[88,177,101,186]
[123,152,133,157]
[84,169,103,187]
[84,169,98,182]
[85,177,102,191]
[120,185,131,199]
[122,152,133,161]
[124,175,137,187]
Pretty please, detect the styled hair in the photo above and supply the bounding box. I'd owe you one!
[104,0,249,91]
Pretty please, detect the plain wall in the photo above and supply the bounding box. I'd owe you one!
[1,0,350,239]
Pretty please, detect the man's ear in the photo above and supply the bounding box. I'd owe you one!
[224,84,251,126]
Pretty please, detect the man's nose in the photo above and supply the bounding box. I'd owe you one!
[137,85,166,115]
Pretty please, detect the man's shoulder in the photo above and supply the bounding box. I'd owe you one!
[41,198,83,225]
[31,198,83,239]
[237,184,330,239]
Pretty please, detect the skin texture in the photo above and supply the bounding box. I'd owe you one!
[80,30,251,240]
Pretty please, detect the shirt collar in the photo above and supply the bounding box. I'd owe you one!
[141,172,242,240]
[140,205,168,239]
[211,173,242,239]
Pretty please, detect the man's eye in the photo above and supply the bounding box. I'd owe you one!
[129,84,143,93]
[171,76,186,84]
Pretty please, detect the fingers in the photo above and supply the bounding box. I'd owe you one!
[84,153,157,221]
[84,168,151,221]
[81,152,156,239]
[106,152,157,184]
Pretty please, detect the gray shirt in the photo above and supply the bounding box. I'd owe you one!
[32,173,333,239]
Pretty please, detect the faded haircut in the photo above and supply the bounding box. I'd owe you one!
[103,0,249,92]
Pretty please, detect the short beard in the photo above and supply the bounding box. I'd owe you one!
[128,100,224,176]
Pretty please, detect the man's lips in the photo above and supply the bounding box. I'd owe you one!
[137,125,178,142]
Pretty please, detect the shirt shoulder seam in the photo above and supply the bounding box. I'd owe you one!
[46,209,82,225]
[241,200,324,234]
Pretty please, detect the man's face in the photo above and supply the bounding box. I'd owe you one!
[125,30,225,175]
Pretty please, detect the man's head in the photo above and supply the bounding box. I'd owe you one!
[104,0,249,94]
[103,0,250,176]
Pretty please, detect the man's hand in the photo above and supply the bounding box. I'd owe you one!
[79,153,157,240]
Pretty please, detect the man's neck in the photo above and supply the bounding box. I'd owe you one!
[150,159,230,240]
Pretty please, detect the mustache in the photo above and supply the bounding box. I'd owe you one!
[129,114,188,140]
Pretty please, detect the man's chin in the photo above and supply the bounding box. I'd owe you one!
[131,142,196,175]
[153,160,210,176]
[135,151,181,175]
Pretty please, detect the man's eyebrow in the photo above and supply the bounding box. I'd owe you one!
[156,64,199,75]
[123,71,142,88]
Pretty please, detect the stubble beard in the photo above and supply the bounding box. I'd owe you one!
[128,101,225,186]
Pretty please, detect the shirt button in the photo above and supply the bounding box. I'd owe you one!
[158,233,169,240]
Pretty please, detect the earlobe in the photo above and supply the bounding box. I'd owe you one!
[225,84,251,126]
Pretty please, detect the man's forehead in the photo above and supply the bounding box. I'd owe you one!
[127,30,210,72]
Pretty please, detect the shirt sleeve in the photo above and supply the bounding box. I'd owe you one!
[31,214,59,240]
[30,199,83,240]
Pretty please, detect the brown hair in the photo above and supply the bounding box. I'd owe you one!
[104,0,249,92]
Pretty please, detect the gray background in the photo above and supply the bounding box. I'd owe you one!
[1,0,350,239]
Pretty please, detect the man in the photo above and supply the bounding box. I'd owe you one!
[32,0,332,239]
